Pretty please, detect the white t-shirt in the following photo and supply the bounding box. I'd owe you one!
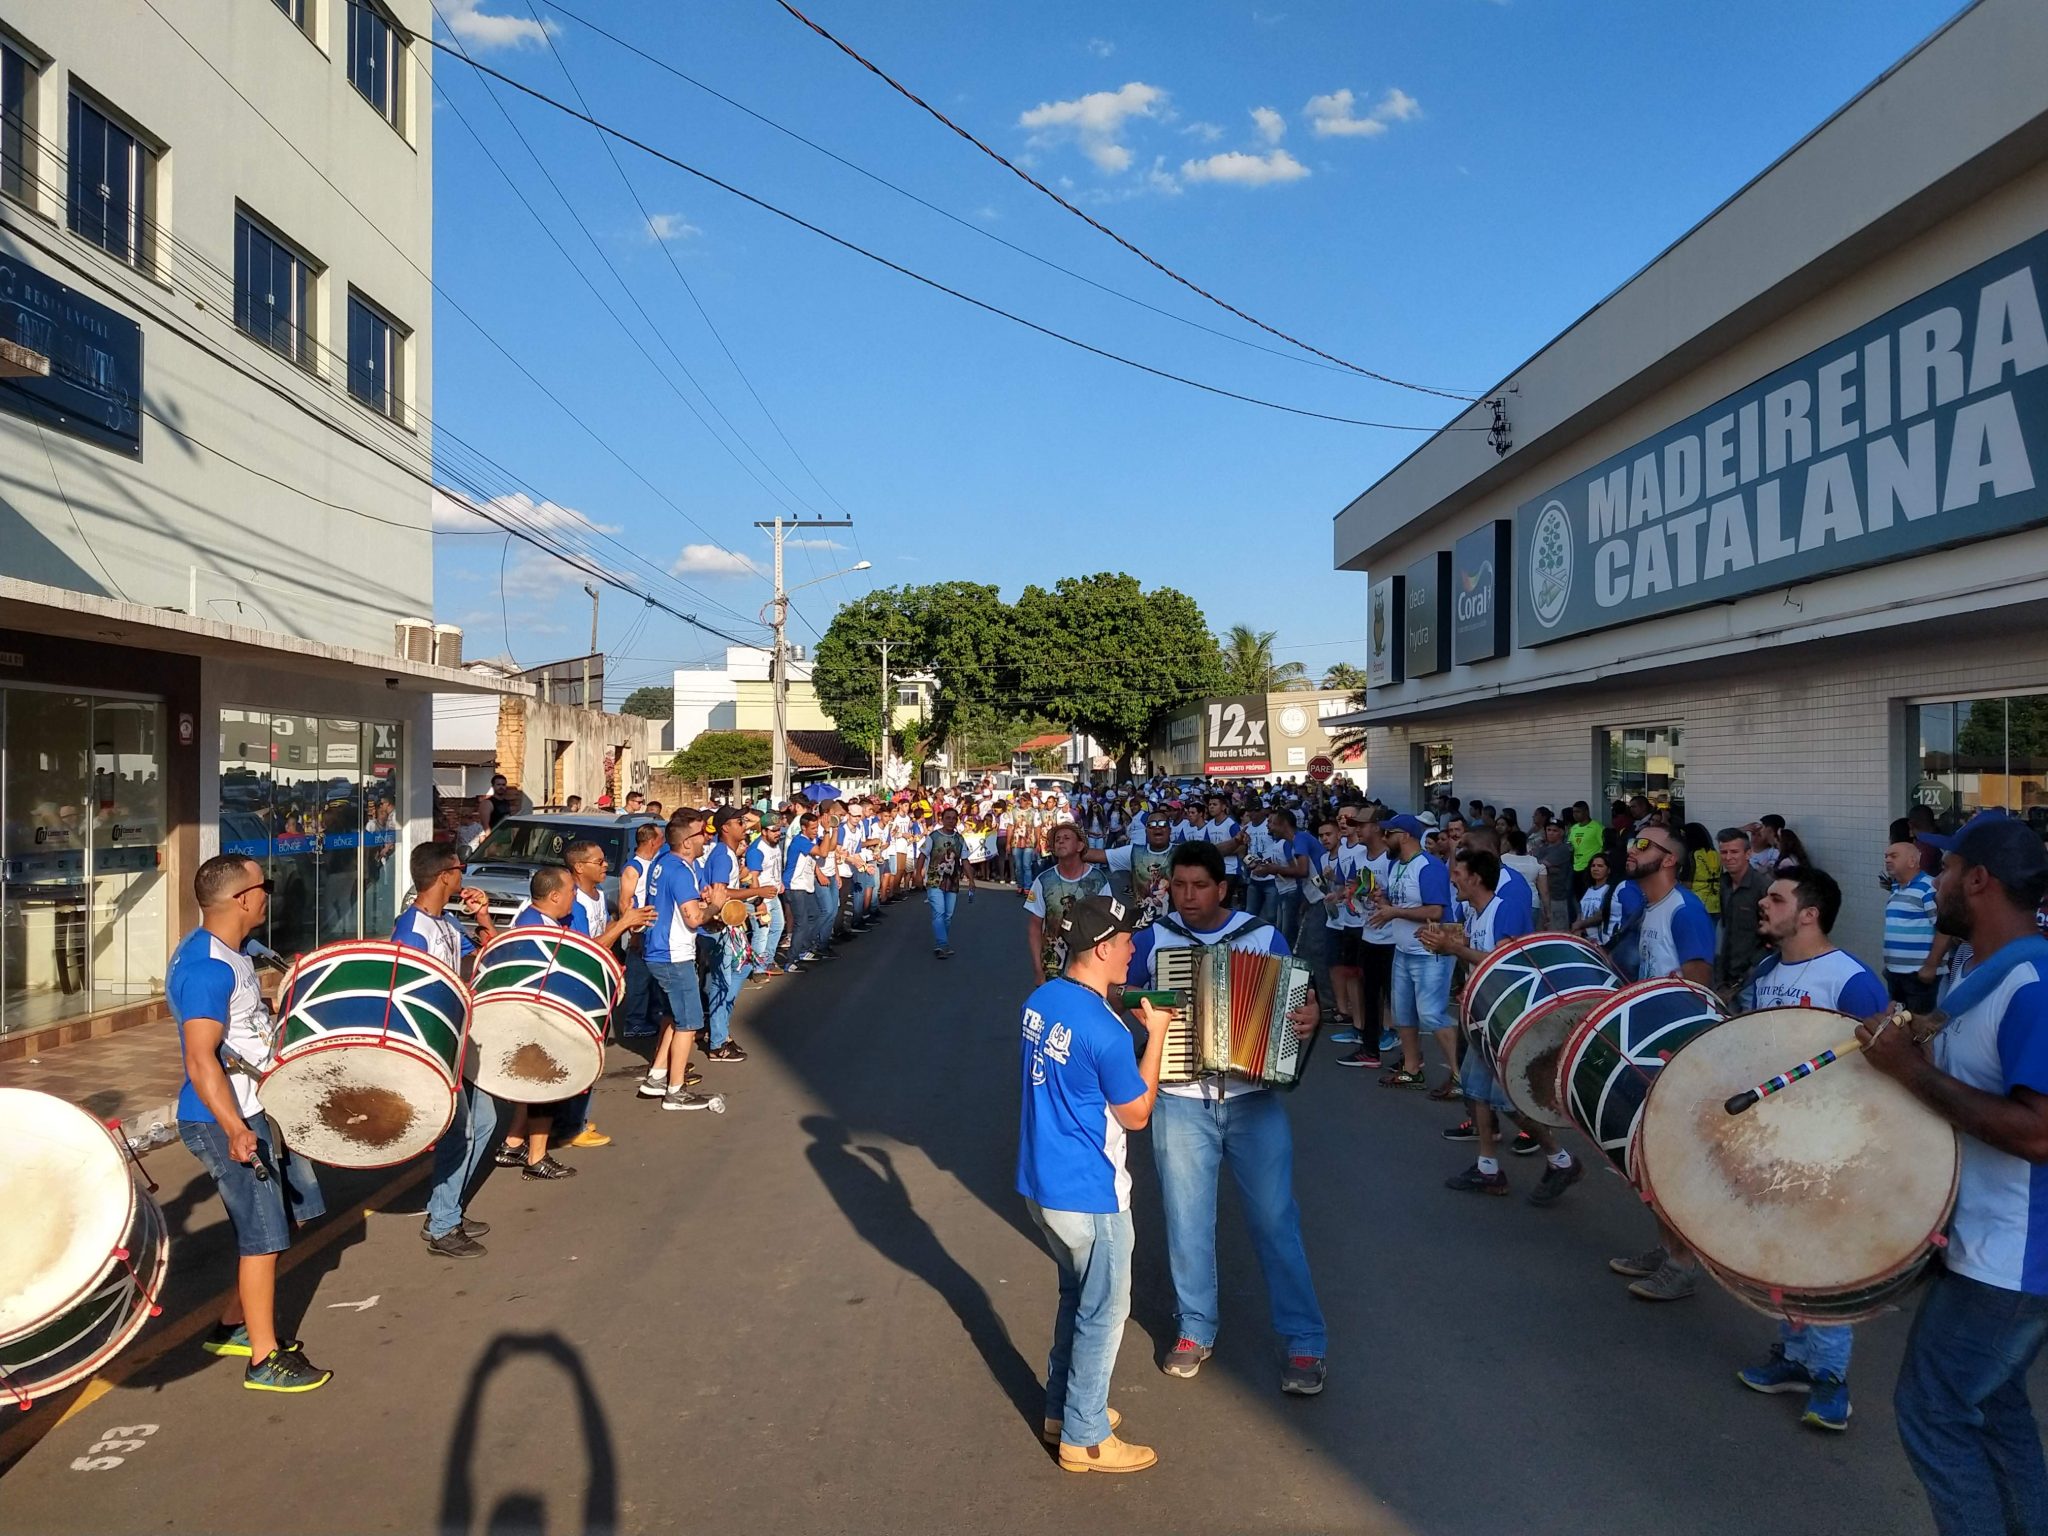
[1201,817,1242,876]
[1464,893,1507,956]
[1502,853,1544,926]
[574,886,607,939]
[1356,850,1396,944]
[1383,852,1452,956]
[1131,910,1289,1102]
[1578,883,1621,943]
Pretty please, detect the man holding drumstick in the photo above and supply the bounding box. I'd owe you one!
[1860,814,2048,1533]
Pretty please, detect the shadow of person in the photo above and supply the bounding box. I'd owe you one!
[439,1331,618,1536]
[802,1114,1043,1436]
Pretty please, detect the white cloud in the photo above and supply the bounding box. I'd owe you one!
[784,537,846,551]
[1144,156,1183,196]
[975,204,1001,222]
[1019,82,1169,175]
[438,0,554,50]
[1182,121,1226,142]
[673,544,768,579]
[1250,106,1285,144]
[1180,148,1309,186]
[1305,86,1423,138]
[432,488,620,538]
[1086,37,1114,58]
[644,212,700,243]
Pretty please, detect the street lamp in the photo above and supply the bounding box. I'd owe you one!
[760,546,871,804]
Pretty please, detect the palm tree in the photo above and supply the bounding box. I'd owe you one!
[1220,624,1311,693]
[1321,662,1367,693]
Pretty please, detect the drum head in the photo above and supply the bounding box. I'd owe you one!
[1495,998,1603,1129]
[0,1194,167,1397]
[260,1046,458,1169]
[468,995,605,1101]
[1639,1008,1958,1294]
[1,1088,137,1343]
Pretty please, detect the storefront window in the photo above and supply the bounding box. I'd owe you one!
[1418,740,1454,805]
[1,688,167,1037]
[1909,695,2048,832]
[1603,724,1686,820]
[217,709,405,959]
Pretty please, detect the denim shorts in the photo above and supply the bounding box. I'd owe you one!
[180,1117,292,1256]
[645,957,705,1032]
[1459,1046,1517,1114]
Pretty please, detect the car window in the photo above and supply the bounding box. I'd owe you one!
[470,820,629,870]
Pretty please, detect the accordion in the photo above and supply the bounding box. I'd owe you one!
[1129,943,1314,1089]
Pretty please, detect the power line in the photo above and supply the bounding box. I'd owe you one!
[415,39,1483,436]
[769,0,1482,402]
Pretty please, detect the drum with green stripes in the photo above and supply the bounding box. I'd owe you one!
[468,927,623,1102]
[1461,932,1626,1128]
[1559,977,1727,1177]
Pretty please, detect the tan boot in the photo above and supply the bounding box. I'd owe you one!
[1042,1405,1121,1445]
[1057,1433,1157,1474]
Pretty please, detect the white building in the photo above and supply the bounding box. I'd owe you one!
[1335,0,2048,961]
[673,645,834,747]
[0,0,510,1049]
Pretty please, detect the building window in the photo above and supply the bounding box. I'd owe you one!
[1,42,32,205]
[67,92,153,270]
[235,212,316,369]
[1909,694,2048,833]
[896,686,921,708]
[1602,724,1686,818]
[272,0,306,25]
[1417,739,1454,806]
[346,291,402,419]
[347,0,401,126]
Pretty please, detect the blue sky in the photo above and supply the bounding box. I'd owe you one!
[426,0,1966,704]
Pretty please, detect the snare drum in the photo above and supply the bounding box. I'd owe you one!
[261,941,470,1168]
[1635,1007,1958,1323]
[468,926,624,1101]
[1462,934,1626,1129]
[1560,977,1727,1176]
[0,1090,168,1408]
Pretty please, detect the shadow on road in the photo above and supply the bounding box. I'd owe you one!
[438,1331,617,1536]
[802,1114,1045,1437]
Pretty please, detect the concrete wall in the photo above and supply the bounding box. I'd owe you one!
[496,697,664,808]
[0,0,434,653]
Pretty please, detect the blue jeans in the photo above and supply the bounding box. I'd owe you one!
[749,897,786,973]
[1392,949,1455,1033]
[1015,847,1038,892]
[928,887,957,948]
[799,888,831,956]
[1151,1091,1326,1356]
[1026,1201,1133,1448]
[1896,1268,2048,1536]
[1778,1320,1852,1381]
[180,1116,325,1256]
[425,1079,503,1238]
[619,945,665,1036]
[645,957,705,1035]
[705,942,747,1049]
[1245,880,1277,924]
[1272,888,1303,947]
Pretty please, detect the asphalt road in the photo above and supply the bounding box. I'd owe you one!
[0,890,1969,1535]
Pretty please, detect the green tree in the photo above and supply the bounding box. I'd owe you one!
[1219,624,1310,694]
[812,583,1011,754]
[668,731,772,783]
[619,685,674,720]
[1012,574,1223,773]
[1321,662,1367,692]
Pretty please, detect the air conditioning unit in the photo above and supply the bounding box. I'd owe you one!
[395,618,434,662]
[432,623,463,669]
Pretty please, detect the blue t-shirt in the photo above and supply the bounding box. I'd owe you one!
[512,901,587,935]
[1016,977,1148,1215]
[167,928,270,1125]
[391,905,474,972]
[1610,881,1715,981]
[703,842,742,890]
[744,839,781,886]
[784,832,814,884]
[643,849,703,964]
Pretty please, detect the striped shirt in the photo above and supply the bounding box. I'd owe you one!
[1883,873,1941,973]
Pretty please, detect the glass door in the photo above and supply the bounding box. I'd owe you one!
[89,698,166,1011]
[2,690,93,1033]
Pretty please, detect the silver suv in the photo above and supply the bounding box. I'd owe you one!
[460,813,660,934]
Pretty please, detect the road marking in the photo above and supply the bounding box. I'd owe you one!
[0,1159,430,1472]
[326,1295,380,1312]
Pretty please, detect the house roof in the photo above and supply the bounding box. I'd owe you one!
[721,729,869,772]
[1016,732,1070,753]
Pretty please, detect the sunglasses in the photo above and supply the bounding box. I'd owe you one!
[1630,837,1676,856]
[233,878,276,898]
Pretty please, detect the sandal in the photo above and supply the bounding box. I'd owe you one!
[1427,1080,1463,1101]
[1378,1067,1427,1088]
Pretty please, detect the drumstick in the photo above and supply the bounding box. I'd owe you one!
[1723,1008,1944,1115]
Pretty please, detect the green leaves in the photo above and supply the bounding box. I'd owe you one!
[619,686,674,720]
[667,731,773,783]
[1219,624,1311,694]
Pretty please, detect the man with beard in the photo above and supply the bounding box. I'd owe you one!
[1083,814,1175,925]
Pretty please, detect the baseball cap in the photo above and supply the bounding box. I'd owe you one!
[1923,810,2048,885]
[1916,808,2007,853]
[1058,894,1142,951]
[1417,811,1441,829]
[711,807,745,831]
[1384,814,1427,839]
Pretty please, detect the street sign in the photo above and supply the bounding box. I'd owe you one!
[1307,754,1335,783]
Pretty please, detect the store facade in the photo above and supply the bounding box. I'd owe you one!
[1333,0,2048,961]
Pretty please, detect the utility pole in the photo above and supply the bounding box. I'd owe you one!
[582,584,599,708]
[754,515,853,804]
[877,634,892,791]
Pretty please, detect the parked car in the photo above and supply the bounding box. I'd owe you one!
[459,813,659,935]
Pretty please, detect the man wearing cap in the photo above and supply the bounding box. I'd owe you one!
[1368,814,1455,1091]
[1860,812,2048,1533]
[1018,894,1167,1473]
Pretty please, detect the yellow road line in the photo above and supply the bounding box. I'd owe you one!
[0,1159,431,1470]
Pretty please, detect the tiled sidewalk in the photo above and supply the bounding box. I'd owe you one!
[0,1022,186,1134]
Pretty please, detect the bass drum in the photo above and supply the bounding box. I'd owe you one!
[1636,1007,1958,1323]
[1559,978,1728,1177]
[1462,933,1626,1129]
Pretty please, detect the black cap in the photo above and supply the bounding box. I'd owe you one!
[1057,894,1141,952]
[711,807,745,831]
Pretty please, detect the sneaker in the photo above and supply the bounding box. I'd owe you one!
[1609,1245,1668,1278]
[1280,1356,1327,1396]
[1801,1375,1852,1431]
[784,963,806,974]
[1161,1338,1213,1378]
[1445,1162,1509,1195]
[521,1155,577,1181]
[492,1144,526,1168]
[417,1217,491,1242]
[935,948,946,959]
[1378,1028,1400,1054]
[1441,1118,1477,1142]
[1527,1155,1584,1207]
[706,1041,748,1063]
[244,1345,332,1394]
[1511,1131,1542,1157]
[1057,1434,1158,1474]
[798,952,817,963]
[1042,1407,1121,1445]
[201,1322,252,1358]
[1379,1067,1428,1088]
[662,1090,718,1111]
[425,1227,488,1258]
[566,1125,612,1149]
[637,1076,671,1099]
[683,1065,704,1087]
[1335,1049,1382,1069]
[1737,1346,1813,1396]
[940,946,956,958]
[1328,1028,1362,1045]
[1628,1259,1700,1302]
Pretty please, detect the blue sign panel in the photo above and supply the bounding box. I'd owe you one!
[1451,520,1512,665]
[1514,229,2048,645]
[0,252,143,455]
[1404,552,1450,678]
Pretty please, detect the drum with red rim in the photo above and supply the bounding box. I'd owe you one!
[1461,932,1627,1129]
[468,926,624,1101]
[1560,977,1728,1176]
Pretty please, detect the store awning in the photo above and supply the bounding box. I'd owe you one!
[1,576,529,696]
